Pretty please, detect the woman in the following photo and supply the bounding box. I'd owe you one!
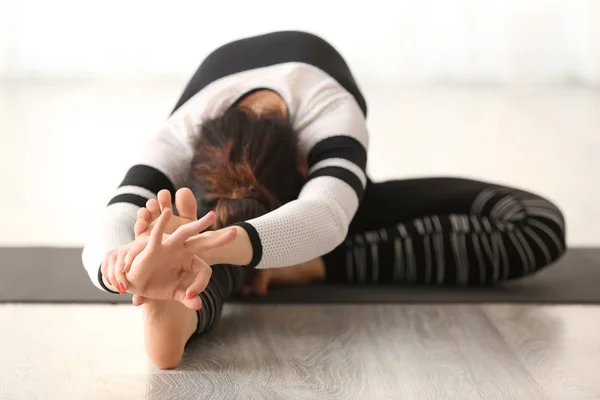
[82,31,566,369]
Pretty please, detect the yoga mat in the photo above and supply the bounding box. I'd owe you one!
[0,247,599,304]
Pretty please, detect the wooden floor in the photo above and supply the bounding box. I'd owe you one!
[0,304,599,400]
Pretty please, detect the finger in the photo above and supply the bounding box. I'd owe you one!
[183,256,213,300]
[253,271,271,296]
[166,211,217,247]
[194,210,217,232]
[148,208,172,248]
[101,250,111,282]
[185,227,237,252]
[132,294,147,306]
[114,249,130,292]
[107,250,118,292]
[146,198,161,221]
[121,240,146,273]
[137,207,151,223]
[134,208,152,236]
[178,290,203,311]
[134,219,149,237]
[157,189,173,213]
[175,188,198,221]
[203,228,238,248]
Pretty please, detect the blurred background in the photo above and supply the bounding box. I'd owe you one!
[0,0,598,247]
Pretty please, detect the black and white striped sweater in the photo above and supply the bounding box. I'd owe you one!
[82,62,369,292]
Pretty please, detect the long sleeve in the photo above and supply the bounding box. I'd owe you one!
[81,92,218,292]
[239,91,369,269]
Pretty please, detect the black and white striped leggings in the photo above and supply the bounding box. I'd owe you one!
[193,177,567,335]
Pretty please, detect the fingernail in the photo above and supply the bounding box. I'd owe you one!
[187,292,197,300]
[208,211,215,216]
[118,283,125,294]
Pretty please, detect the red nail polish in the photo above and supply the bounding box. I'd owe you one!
[187,292,197,300]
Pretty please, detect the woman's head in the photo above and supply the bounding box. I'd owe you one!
[190,107,305,229]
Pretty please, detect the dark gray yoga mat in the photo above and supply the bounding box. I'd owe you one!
[0,247,599,304]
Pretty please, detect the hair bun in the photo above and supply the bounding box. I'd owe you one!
[229,186,250,200]
[229,183,278,210]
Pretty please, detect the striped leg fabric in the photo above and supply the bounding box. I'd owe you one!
[324,187,566,285]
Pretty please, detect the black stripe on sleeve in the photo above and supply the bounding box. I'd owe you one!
[307,136,367,170]
[97,266,119,294]
[118,165,176,196]
[107,193,148,208]
[307,166,365,200]
[231,221,263,268]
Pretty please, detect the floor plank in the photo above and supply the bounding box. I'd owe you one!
[484,305,600,400]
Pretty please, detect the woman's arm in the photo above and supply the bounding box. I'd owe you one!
[203,92,369,269]
[203,226,253,266]
[81,93,216,293]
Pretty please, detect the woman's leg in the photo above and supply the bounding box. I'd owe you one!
[142,299,196,369]
[143,265,244,369]
[323,177,566,285]
[139,191,247,369]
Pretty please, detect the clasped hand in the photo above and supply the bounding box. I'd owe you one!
[101,189,236,310]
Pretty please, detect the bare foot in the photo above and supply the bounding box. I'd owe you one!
[241,258,326,296]
[142,295,198,369]
[137,188,202,369]
[137,188,199,237]
[270,258,326,285]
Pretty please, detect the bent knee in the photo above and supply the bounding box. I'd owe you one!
[497,192,567,280]
[523,195,566,251]
[506,190,566,247]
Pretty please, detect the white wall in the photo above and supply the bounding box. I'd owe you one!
[0,0,11,76]
[0,83,598,247]
[1,0,600,84]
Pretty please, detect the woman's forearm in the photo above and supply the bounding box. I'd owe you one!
[203,226,253,266]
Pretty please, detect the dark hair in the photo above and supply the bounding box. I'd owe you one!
[190,107,305,229]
